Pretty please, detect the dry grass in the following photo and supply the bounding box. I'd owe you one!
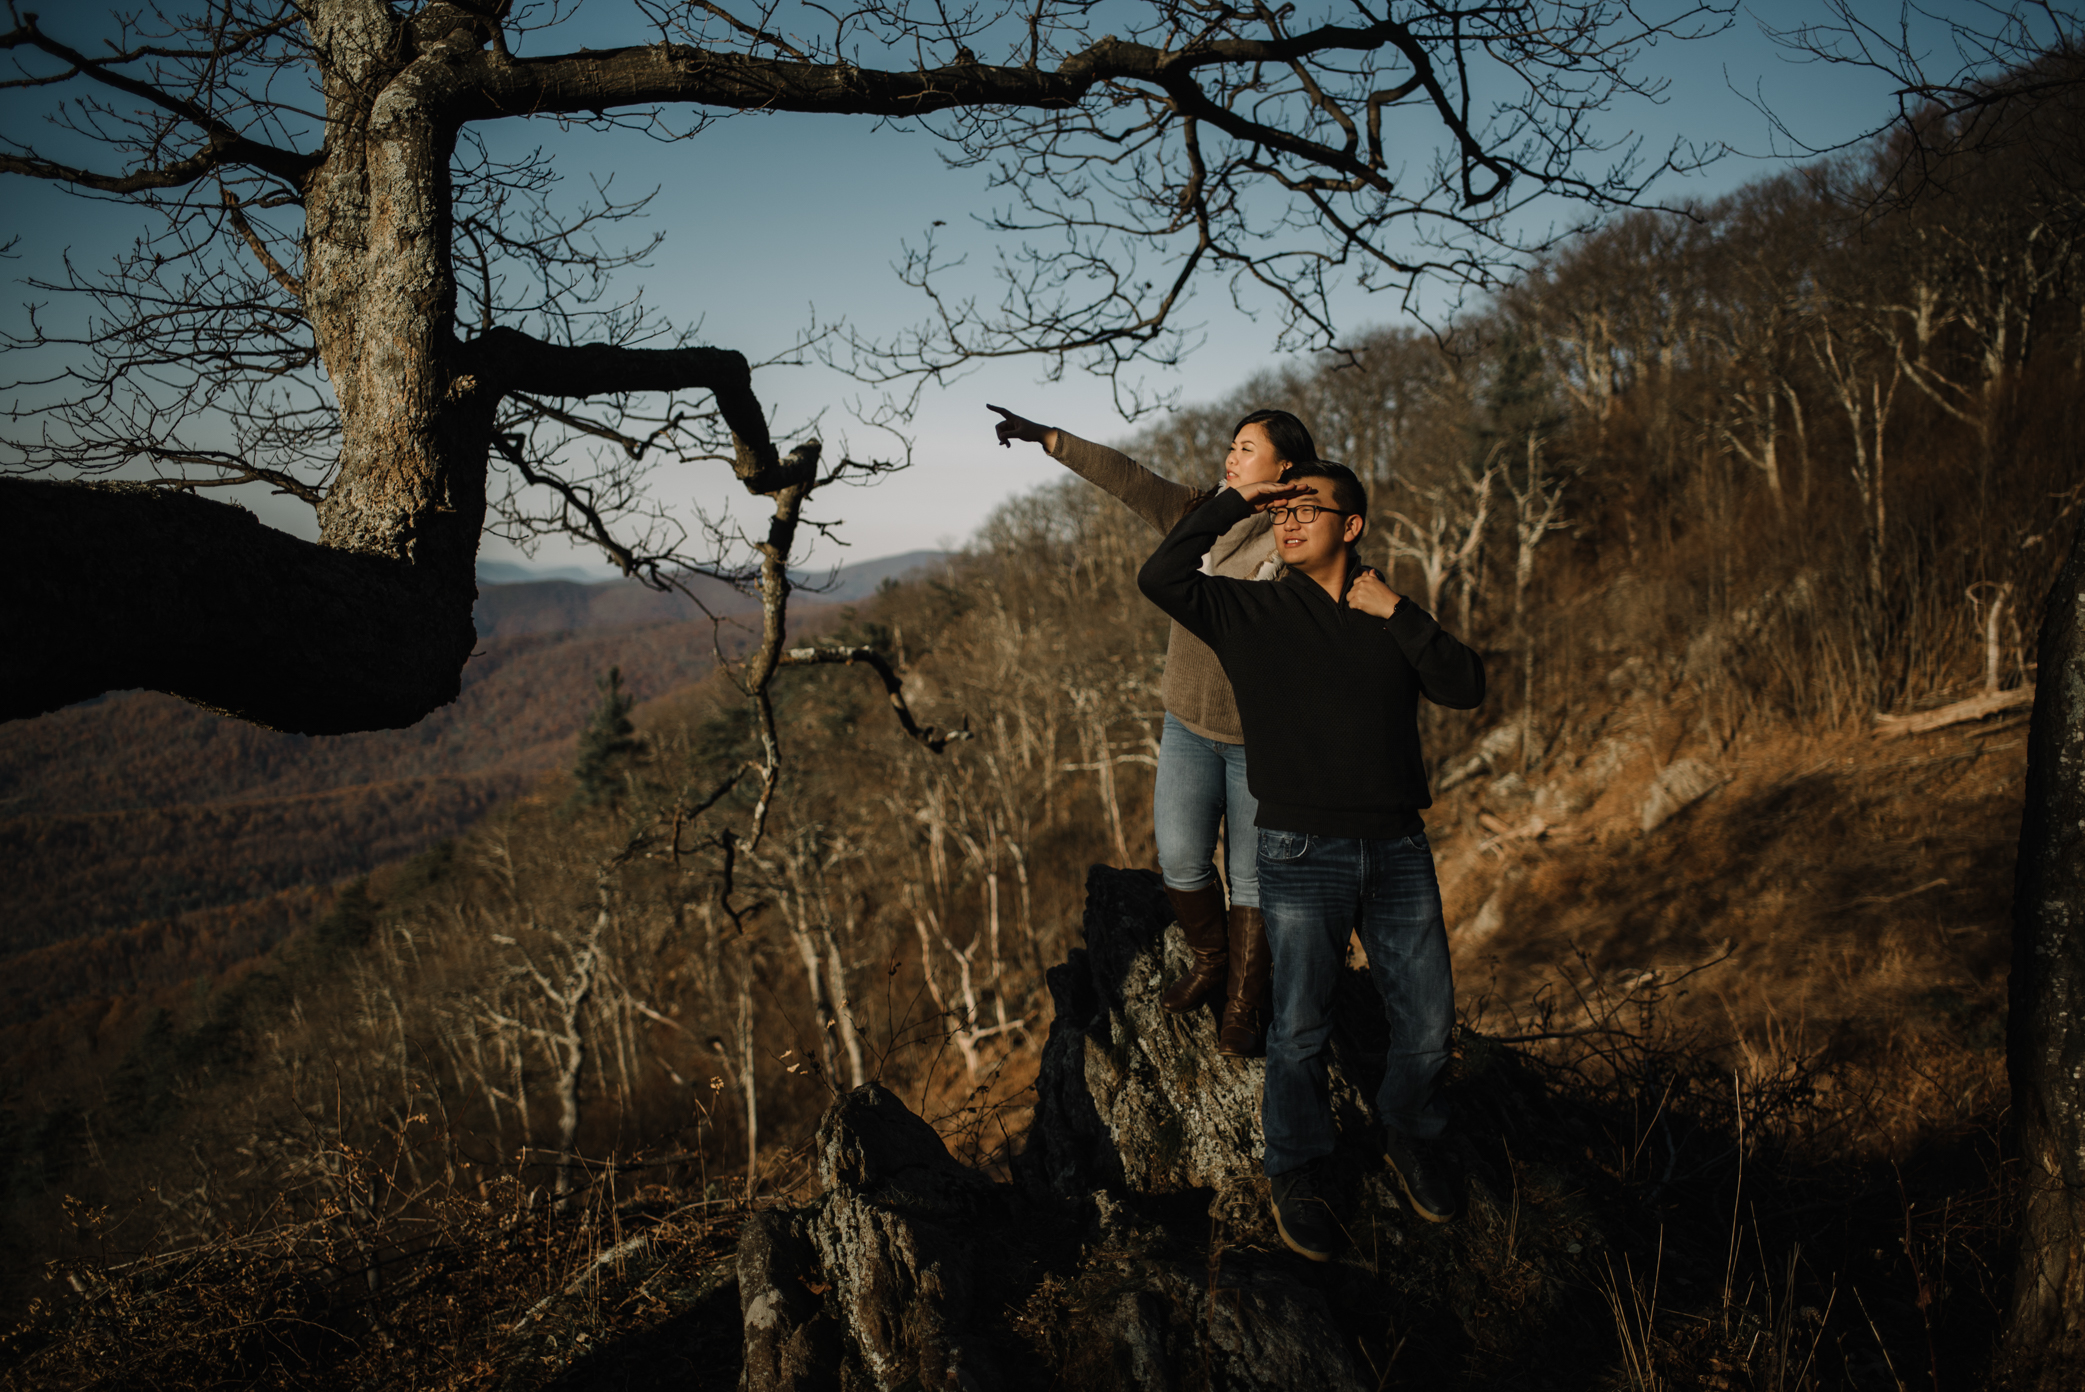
[3,1154,750,1392]
[1419,698,2026,1388]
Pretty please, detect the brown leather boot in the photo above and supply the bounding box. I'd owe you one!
[1160,884,1230,1014]
[1219,905,1271,1058]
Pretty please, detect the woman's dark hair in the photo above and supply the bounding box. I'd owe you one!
[1280,458,1368,522]
[1231,408,1319,469]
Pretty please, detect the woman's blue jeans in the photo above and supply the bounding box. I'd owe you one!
[1152,712,1260,909]
[1256,828,1454,1177]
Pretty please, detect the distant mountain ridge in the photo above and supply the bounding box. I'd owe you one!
[472,548,949,638]
[474,560,601,585]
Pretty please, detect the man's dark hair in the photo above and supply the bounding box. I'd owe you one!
[1281,458,1368,522]
[1232,408,1319,469]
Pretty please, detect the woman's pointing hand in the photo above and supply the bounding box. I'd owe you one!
[988,404,1056,452]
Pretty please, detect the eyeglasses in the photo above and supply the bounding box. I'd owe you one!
[1268,503,1348,524]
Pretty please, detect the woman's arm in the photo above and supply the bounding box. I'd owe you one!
[989,403,1194,534]
[1137,489,1254,645]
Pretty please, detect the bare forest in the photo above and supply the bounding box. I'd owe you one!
[6,69,2085,1380]
[9,0,2085,1383]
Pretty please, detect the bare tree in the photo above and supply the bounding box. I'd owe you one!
[2,0,1729,737]
[1760,1,2085,183]
[1510,207,1713,465]
[1503,431,1569,769]
[1807,295,1902,609]
[471,863,620,1206]
[1698,175,1825,510]
[776,825,869,1091]
[1386,463,1493,616]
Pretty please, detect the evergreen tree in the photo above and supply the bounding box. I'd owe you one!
[313,879,377,959]
[572,667,641,808]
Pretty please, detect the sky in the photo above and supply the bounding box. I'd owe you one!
[1,1,1969,579]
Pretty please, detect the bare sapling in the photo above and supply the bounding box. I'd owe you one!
[1507,433,1571,771]
[1388,452,1498,615]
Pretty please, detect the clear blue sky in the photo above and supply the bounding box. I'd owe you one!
[2,2,1957,577]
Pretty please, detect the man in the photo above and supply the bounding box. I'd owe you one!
[1137,460,1486,1261]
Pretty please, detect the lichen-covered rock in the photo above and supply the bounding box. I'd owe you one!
[738,1081,1381,1391]
[737,1209,842,1392]
[1019,865,1382,1200]
[803,1085,1003,1392]
[1640,756,1725,832]
[733,1084,1012,1392]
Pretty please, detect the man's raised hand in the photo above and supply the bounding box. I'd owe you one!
[1348,568,1406,619]
[988,405,1056,453]
[1235,477,1314,508]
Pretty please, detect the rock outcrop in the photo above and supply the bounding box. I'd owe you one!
[1019,866,1388,1202]
[737,866,1618,1391]
[738,1084,1006,1391]
[1640,756,1727,833]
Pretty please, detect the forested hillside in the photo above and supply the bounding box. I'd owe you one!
[0,573,871,1143]
[7,102,2082,1389]
[471,550,946,638]
[0,553,944,982]
[2,617,714,944]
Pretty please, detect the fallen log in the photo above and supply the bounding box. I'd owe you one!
[1874,684,2035,736]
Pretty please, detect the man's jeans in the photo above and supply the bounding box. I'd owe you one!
[1257,828,1453,1177]
[1153,712,1261,908]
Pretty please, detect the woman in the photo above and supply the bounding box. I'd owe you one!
[989,402,1324,1058]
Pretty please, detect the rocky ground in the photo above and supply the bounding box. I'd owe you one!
[711,867,1900,1392]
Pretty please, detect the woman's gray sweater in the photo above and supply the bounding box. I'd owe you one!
[1049,430,1279,744]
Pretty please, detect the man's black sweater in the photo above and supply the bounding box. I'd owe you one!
[1137,489,1487,839]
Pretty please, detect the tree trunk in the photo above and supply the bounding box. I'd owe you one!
[2006,517,2085,1384]
[305,1,487,582]
[788,895,843,1088]
[552,929,601,1208]
[823,918,868,1090]
[2,0,487,731]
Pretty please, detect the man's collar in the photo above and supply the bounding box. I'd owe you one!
[1280,556,1354,604]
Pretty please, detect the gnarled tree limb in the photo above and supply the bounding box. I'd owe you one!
[459,25,1459,197]
[469,328,794,493]
[780,645,975,753]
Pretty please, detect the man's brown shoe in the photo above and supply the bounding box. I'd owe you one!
[1160,884,1229,1014]
[1218,905,1270,1057]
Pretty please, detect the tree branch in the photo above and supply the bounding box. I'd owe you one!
[468,327,811,495]
[0,137,269,194]
[222,187,303,299]
[0,478,474,732]
[0,13,319,189]
[780,646,974,753]
[459,21,1467,202]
